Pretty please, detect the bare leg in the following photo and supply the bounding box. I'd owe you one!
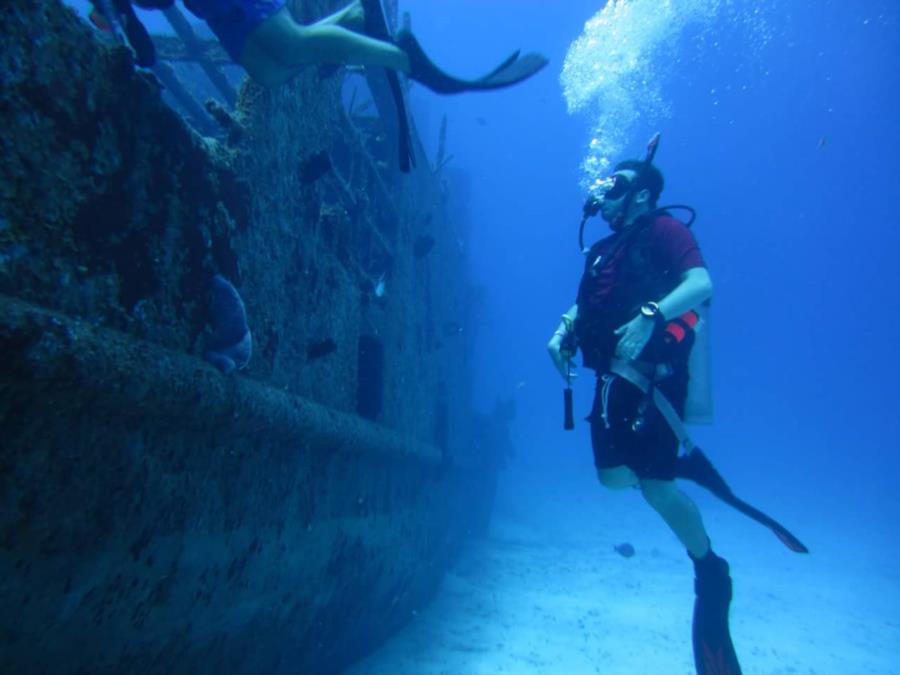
[313,0,365,32]
[597,465,639,489]
[640,479,710,558]
[241,6,408,87]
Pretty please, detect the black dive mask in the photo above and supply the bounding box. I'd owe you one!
[601,174,633,201]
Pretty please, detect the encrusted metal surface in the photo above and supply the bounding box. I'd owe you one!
[0,1,491,672]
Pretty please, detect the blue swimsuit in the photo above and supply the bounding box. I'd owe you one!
[184,0,286,62]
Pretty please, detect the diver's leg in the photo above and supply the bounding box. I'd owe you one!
[689,540,742,673]
[244,8,409,74]
[312,0,365,31]
[590,375,642,491]
[597,465,639,489]
[639,479,710,558]
[642,479,742,672]
[282,0,361,28]
[239,39,297,87]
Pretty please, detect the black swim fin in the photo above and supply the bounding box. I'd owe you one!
[483,50,522,80]
[691,550,743,675]
[361,0,415,172]
[395,29,548,94]
[676,448,809,554]
[477,52,551,89]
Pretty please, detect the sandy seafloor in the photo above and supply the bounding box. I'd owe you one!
[347,475,900,675]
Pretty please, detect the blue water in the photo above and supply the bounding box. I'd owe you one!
[380,1,900,672]
[400,0,900,520]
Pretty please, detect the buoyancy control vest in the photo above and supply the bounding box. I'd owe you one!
[574,213,695,371]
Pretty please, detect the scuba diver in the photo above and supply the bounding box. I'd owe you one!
[88,0,546,171]
[547,134,807,675]
[189,0,548,92]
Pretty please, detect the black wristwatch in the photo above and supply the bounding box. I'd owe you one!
[640,301,666,327]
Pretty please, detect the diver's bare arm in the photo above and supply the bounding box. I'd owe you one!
[656,267,713,319]
[552,305,578,338]
[548,305,578,380]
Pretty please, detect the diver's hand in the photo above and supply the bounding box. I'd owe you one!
[614,315,655,361]
[547,332,577,383]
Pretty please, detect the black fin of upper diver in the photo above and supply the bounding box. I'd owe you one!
[395,29,548,94]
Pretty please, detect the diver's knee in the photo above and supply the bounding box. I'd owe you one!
[597,466,638,490]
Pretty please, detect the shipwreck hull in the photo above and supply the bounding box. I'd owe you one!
[0,295,493,674]
[0,1,493,672]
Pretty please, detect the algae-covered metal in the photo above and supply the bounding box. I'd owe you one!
[0,1,493,672]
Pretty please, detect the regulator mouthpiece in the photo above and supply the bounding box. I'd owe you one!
[583,195,602,218]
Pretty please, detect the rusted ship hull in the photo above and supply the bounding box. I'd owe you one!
[0,1,494,672]
[0,294,494,674]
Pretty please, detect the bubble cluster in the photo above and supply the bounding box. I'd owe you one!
[560,0,770,194]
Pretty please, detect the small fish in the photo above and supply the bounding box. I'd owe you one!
[817,135,828,149]
[299,151,332,184]
[442,321,462,337]
[613,542,635,558]
[373,273,386,298]
[475,116,488,127]
[205,275,252,373]
[307,338,337,361]
[413,235,435,259]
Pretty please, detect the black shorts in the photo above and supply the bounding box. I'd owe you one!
[588,369,688,481]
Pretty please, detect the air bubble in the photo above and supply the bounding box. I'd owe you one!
[560,0,773,192]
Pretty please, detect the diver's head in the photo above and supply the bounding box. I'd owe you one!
[599,160,665,230]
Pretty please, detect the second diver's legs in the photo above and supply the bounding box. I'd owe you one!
[640,479,710,558]
[240,6,409,87]
[310,0,365,32]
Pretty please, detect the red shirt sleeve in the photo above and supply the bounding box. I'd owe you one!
[652,216,706,273]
